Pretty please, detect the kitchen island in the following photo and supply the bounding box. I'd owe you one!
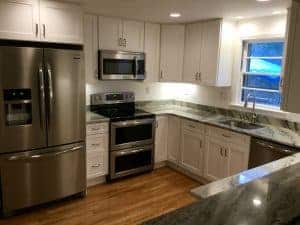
[142,152,300,225]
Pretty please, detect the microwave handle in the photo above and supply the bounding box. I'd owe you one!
[134,57,138,77]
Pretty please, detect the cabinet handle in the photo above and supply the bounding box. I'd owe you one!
[200,140,202,148]
[195,73,198,80]
[91,163,101,168]
[124,38,127,47]
[42,24,46,38]
[220,148,223,157]
[225,148,228,157]
[198,72,202,81]
[35,23,39,37]
[222,134,231,138]
[188,124,196,129]
[160,71,163,79]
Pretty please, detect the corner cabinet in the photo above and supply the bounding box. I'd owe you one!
[160,24,185,82]
[180,119,205,176]
[98,16,145,52]
[39,1,83,44]
[0,0,83,44]
[0,0,40,41]
[155,116,168,163]
[183,19,235,86]
[167,116,181,163]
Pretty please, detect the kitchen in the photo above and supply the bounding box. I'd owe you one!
[0,0,300,224]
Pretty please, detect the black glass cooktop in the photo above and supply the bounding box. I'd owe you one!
[90,102,154,121]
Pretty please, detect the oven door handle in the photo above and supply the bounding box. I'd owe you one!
[111,118,154,128]
[115,147,150,156]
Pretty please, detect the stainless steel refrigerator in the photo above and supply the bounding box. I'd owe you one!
[0,43,86,216]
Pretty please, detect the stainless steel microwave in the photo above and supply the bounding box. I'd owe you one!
[98,50,145,80]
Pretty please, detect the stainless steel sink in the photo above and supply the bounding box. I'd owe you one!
[219,119,264,130]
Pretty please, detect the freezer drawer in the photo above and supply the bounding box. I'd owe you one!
[0,142,86,214]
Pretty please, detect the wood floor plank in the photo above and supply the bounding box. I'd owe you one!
[0,167,201,225]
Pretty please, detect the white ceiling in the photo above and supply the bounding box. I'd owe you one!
[74,0,291,23]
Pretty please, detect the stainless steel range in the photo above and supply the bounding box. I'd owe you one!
[90,92,155,180]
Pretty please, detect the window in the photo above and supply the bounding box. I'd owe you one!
[240,40,285,108]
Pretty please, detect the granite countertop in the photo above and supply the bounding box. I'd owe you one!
[86,111,109,124]
[140,106,300,149]
[142,152,300,225]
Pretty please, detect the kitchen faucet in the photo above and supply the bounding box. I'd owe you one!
[244,93,257,124]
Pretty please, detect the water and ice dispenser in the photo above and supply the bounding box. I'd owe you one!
[4,89,32,126]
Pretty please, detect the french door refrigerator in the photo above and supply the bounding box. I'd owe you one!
[0,43,86,216]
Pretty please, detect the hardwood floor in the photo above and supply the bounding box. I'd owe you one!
[1,167,200,225]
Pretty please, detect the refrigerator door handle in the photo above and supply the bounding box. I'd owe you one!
[38,66,46,129]
[6,145,84,161]
[46,65,54,127]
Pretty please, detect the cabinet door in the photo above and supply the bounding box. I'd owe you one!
[181,129,204,176]
[40,1,83,44]
[183,23,202,83]
[98,16,123,50]
[144,23,160,82]
[155,116,168,163]
[0,0,39,41]
[167,116,181,163]
[160,24,185,82]
[200,20,221,85]
[123,20,145,52]
[204,138,228,181]
[84,14,98,84]
[228,144,249,176]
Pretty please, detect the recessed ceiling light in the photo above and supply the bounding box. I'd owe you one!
[170,13,181,18]
[256,0,271,2]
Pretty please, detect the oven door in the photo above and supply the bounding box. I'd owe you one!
[110,145,154,179]
[111,118,155,150]
[99,50,145,80]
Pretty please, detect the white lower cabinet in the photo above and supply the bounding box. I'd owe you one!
[181,127,205,176]
[86,122,109,183]
[204,137,229,180]
[167,116,181,163]
[203,126,250,181]
[155,116,168,163]
[161,116,250,182]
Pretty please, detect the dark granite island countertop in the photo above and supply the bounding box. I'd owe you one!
[142,153,300,225]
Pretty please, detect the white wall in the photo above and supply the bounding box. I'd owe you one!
[86,81,229,107]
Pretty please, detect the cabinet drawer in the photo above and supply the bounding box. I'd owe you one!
[86,150,108,178]
[86,134,108,152]
[182,119,205,134]
[86,123,108,135]
[207,126,250,145]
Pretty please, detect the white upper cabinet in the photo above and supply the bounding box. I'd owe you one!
[183,19,236,86]
[183,22,203,83]
[98,16,145,52]
[40,1,83,44]
[160,24,185,82]
[144,22,160,82]
[282,1,300,113]
[84,14,98,84]
[0,0,39,41]
[123,20,145,52]
[98,16,122,51]
[0,0,83,44]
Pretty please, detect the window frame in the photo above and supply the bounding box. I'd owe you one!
[239,38,285,109]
